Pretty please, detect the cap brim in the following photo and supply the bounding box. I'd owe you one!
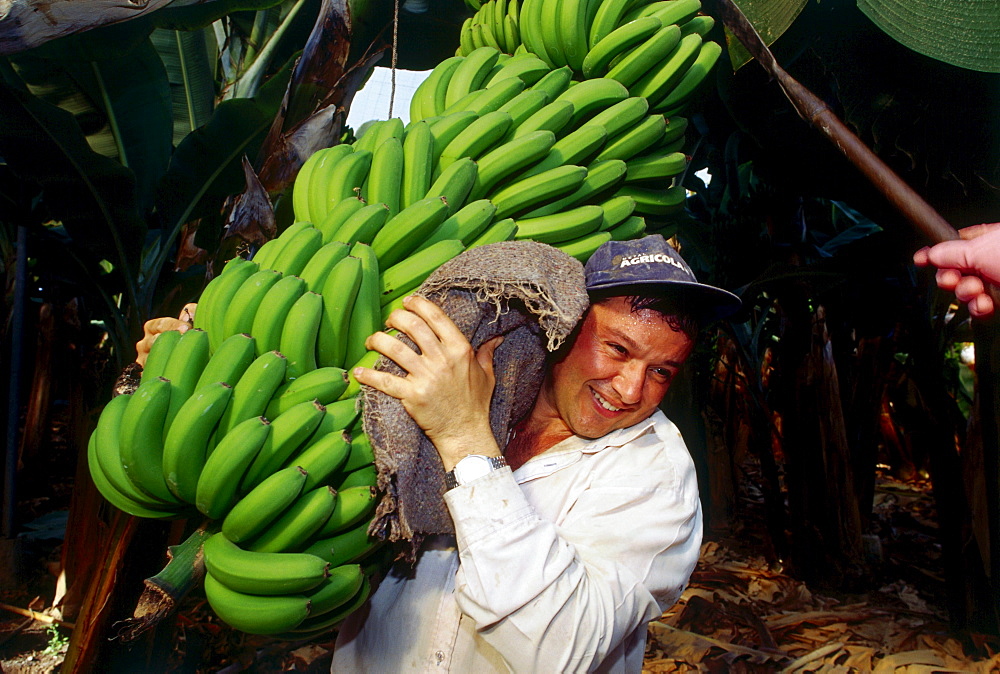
[587,279,742,324]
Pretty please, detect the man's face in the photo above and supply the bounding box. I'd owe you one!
[538,296,695,439]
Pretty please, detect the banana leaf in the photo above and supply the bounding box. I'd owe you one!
[6,31,174,213]
[150,28,217,146]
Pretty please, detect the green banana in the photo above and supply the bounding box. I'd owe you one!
[203,531,330,595]
[317,196,367,244]
[466,218,518,248]
[203,572,310,635]
[344,244,381,369]
[515,204,605,243]
[341,431,375,473]
[629,33,703,108]
[119,376,178,504]
[93,394,173,508]
[679,14,714,37]
[609,214,647,240]
[365,137,404,217]
[352,120,385,154]
[373,118,405,146]
[458,17,476,57]
[307,145,356,223]
[332,463,379,491]
[299,241,351,293]
[303,519,381,567]
[497,89,551,131]
[324,150,374,210]
[315,486,379,538]
[616,183,686,214]
[633,0,701,29]
[522,158,627,217]
[339,350,380,401]
[519,0,548,67]
[249,275,306,357]
[445,47,501,109]
[595,114,667,162]
[221,270,283,339]
[425,157,478,216]
[194,333,256,392]
[462,77,526,116]
[242,400,327,491]
[140,329,181,382]
[317,255,363,369]
[625,150,687,183]
[195,333,257,391]
[289,430,352,491]
[284,576,371,636]
[470,130,556,200]
[597,194,637,230]
[439,111,513,171]
[380,239,465,305]
[511,99,574,139]
[657,115,688,149]
[410,56,464,121]
[429,111,480,167]
[217,350,288,436]
[653,39,722,113]
[581,97,651,141]
[265,367,349,419]
[249,485,338,553]
[195,416,272,519]
[605,25,682,88]
[558,0,590,72]
[88,429,180,519]
[222,464,306,541]
[401,121,434,210]
[306,564,365,616]
[555,77,630,125]
[161,327,211,431]
[486,55,549,87]
[442,199,498,245]
[292,148,327,223]
[537,0,567,67]
[269,226,323,277]
[195,259,257,352]
[588,0,634,49]
[490,164,588,219]
[556,230,613,261]
[518,125,608,180]
[279,291,323,381]
[250,238,283,269]
[530,66,573,101]
[162,381,233,503]
[255,223,312,273]
[583,16,663,78]
[371,196,451,269]
[329,203,391,247]
[312,399,361,435]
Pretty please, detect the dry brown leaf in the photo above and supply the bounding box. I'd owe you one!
[872,649,946,673]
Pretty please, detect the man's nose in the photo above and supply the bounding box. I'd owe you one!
[612,363,645,405]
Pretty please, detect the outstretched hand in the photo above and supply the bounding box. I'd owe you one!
[913,222,1000,318]
[135,303,197,366]
[354,295,504,471]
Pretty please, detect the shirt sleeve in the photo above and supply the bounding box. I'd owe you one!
[443,453,701,673]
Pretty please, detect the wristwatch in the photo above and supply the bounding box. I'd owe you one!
[445,454,508,490]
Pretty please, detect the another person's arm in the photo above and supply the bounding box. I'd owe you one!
[913,222,1000,317]
[135,303,197,366]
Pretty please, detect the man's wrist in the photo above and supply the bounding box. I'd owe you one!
[436,431,502,472]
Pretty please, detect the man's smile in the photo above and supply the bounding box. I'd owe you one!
[591,387,624,415]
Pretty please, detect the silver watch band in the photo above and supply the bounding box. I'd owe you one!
[445,455,508,490]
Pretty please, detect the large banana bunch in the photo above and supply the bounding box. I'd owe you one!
[87,19,713,634]
[455,0,721,118]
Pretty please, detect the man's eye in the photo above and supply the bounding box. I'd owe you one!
[609,343,627,354]
[652,368,672,380]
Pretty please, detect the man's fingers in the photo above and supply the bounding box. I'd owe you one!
[935,268,961,291]
[955,275,985,303]
[475,335,504,380]
[970,294,995,318]
[402,295,467,347]
[384,307,445,360]
[926,240,977,273]
[959,222,1000,241]
[365,331,425,375]
[180,302,197,324]
[353,366,410,400]
[912,247,931,266]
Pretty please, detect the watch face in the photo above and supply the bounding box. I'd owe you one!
[454,455,494,485]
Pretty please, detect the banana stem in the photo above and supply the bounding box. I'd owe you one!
[116,522,216,642]
[707,0,958,246]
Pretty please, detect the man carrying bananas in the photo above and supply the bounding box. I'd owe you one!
[336,234,740,672]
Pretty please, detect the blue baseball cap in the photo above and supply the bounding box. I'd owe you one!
[584,234,742,323]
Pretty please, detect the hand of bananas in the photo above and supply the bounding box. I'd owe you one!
[87,1,721,635]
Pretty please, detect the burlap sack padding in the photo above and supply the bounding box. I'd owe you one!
[361,241,588,556]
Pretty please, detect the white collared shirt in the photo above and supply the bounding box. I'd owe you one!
[332,409,702,673]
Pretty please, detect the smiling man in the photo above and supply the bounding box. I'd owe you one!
[336,235,740,673]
